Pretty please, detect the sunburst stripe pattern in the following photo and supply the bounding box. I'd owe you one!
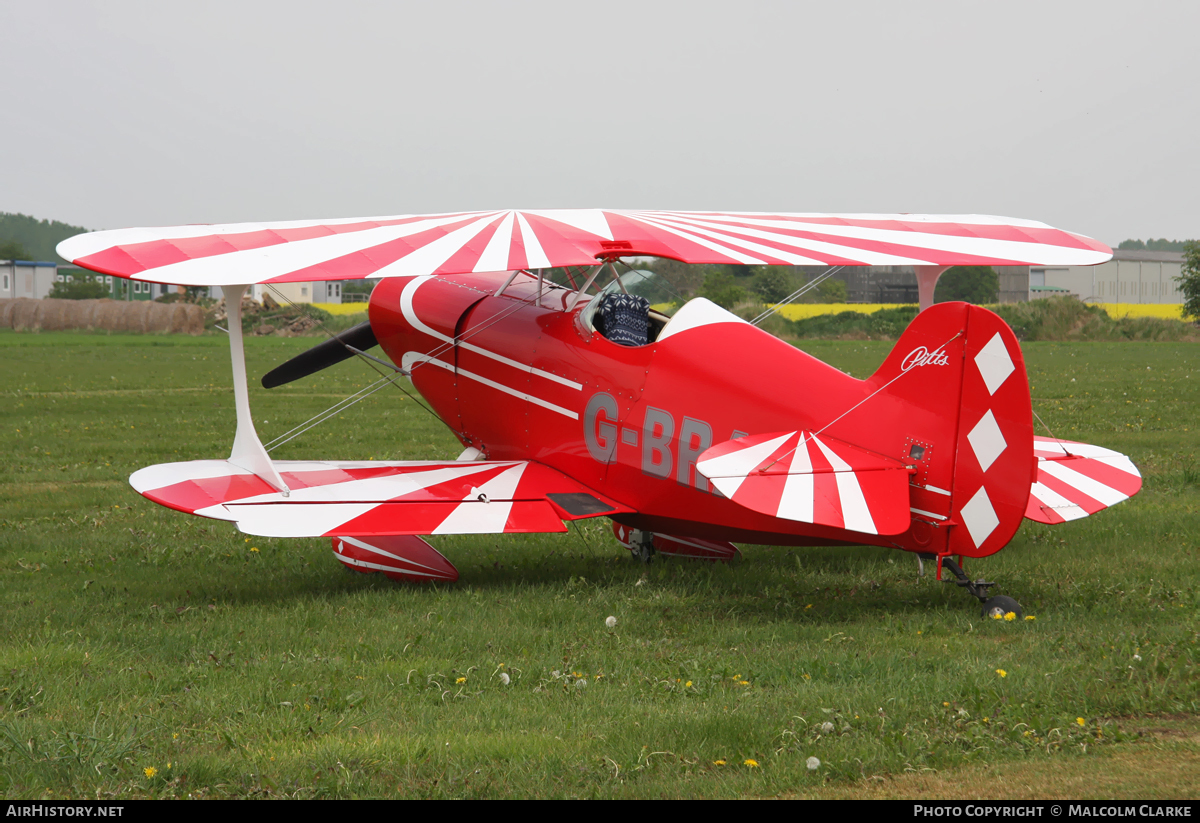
[59,210,1113,286]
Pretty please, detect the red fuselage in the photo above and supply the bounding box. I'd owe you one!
[368,271,1028,556]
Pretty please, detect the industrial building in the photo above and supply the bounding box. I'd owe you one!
[1,260,59,299]
[802,249,1187,305]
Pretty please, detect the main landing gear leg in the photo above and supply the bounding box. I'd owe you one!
[941,557,1024,619]
[629,529,657,565]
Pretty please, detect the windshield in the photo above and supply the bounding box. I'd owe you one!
[594,269,682,315]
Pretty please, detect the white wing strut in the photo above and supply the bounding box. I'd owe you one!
[224,284,289,495]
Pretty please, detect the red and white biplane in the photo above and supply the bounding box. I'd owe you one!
[58,210,1142,616]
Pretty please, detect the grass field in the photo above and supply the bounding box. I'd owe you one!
[1,331,1197,799]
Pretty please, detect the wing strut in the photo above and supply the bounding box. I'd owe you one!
[225,283,290,495]
[915,266,949,312]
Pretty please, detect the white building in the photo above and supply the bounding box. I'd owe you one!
[1,260,59,299]
[1033,250,1185,304]
[210,281,343,304]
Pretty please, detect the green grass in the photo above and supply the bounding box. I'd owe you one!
[1,331,1197,798]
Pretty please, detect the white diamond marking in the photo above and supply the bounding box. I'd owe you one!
[975,333,1015,395]
[967,409,1007,472]
[960,487,1000,548]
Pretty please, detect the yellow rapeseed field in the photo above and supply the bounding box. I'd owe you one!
[771,302,1185,321]
[772,303,913,319]
[1092,303,1184,319]
[313,302,371,316]
[313,299,1184,321]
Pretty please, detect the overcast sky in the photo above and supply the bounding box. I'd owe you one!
[2,1,1196,246]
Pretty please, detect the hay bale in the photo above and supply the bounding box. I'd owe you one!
[0,297,206,334]
[10,299,42,331]
[95,300,125,332]
[0,298,24,328]
[38,299,72,331]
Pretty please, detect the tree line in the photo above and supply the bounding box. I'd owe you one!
[0,212,91,263]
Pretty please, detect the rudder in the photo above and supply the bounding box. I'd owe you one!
[861,303,1035,558]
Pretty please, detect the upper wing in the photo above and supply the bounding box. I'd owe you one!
[1024,436,1142,524]
[696,431,914,536]
[131,458,630,538]
[58,210,1112,286]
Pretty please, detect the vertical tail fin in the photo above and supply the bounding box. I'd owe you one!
[863,303,1034,558]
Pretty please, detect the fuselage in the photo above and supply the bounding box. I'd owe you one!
[368,271,960,550]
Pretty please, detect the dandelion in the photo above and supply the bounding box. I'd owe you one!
[805,604,813,610]
[685,681,693,688]
[456,677,466,684]
[1024,615,1036,621]
[250,547,259,553]
[1076,717,1086,727]
[498,672,511,686]
[575,679,587,690]
[713,760,726,766]
[605,615,618,628]
[1004,612,1016,621]
[743,759,759,768]
[942,702,950,707]
[806,756,820,771]
[144,766,158,778]
[991,612,1004,620]
[996,669,1007,678]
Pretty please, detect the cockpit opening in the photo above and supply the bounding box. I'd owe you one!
[581,268,675,346]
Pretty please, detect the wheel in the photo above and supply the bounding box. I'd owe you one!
[980,595,1023,619]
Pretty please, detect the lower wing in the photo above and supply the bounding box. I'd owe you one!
[130,458,630,537]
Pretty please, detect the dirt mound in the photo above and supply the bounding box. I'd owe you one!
[0,298,204,334]
[208,296,335,336]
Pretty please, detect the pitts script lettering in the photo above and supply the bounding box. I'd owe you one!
[901,346,950,372]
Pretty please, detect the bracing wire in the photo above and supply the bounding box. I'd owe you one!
[750,265,845,327]
[759,330,964,471]
[258,273,563,452]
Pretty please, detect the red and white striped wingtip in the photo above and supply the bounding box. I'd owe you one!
[1024,437,1142,524]
[611,523,740,562]
[333,535,459,583]
[129,458,628,538]
[697,431,913,536]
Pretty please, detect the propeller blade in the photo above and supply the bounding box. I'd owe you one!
[261,321,379,388]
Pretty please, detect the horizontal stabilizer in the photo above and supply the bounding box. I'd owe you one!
[696,431,913,536]
[130,458,630,538]
[1024,437,1142,524]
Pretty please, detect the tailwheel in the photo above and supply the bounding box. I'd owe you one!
[980,595,1024,620]
[940,557,1022,618]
